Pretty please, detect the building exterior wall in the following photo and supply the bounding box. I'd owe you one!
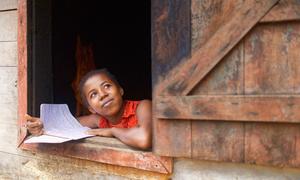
[0,1,300,179]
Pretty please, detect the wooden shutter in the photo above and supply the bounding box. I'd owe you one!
[152,0,300,168]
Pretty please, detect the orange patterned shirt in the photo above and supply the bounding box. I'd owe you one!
[98,100,139,128]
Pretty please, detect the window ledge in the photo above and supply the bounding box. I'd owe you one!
[20,136,172,174]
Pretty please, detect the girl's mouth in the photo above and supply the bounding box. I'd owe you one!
[102,99,113,108]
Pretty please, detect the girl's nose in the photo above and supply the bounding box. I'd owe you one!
[99,89,108,100]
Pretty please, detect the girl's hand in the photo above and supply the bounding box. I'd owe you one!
[86,128,113,137]
[25,114,44,136]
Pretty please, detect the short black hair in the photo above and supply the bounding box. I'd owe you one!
[79,68,120,108]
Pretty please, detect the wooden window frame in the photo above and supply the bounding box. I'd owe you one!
[17,0,172,174]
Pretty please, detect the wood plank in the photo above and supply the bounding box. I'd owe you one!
[154,0,279,96]
[0,0,17,11]
[192,121,244,162]
[153,118,192,157]
[151,0,191,85]
[260,0,300,23]
[0,11,17,41]
[245,23,300,94]
[190,40,245,161]
[0,42,17,66]
[152,0,192,157]
[245,123,300,168]
[21,136,173,174]
[192,0,239,52]
[191,42,244,95]
[156,95,300,123]
[17,0,28,146]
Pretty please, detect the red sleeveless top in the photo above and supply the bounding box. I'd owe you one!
[98,100,139,128]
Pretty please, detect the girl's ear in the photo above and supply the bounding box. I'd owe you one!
[120,87,124,96]
[88,106,96,114]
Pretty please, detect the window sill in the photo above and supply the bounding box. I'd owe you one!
[20,136,172,174]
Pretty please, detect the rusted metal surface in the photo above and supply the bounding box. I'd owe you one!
[154,0,279,96]
[245,123,300,167]
[21,137,173,174]
[17,0,28,146]
[156,95,300,123]
[260,0,300,23]
[152,0,192,157]
[192,121,244,162]
[244,22,300,94]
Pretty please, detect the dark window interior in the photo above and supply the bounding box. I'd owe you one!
[52,0,151,114]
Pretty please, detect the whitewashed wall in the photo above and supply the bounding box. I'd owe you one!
[0,1,300,179]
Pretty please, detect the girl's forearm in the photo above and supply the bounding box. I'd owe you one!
[111,127,151,150]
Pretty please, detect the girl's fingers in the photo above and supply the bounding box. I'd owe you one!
[27,121,42,128]
[25,114,40,122]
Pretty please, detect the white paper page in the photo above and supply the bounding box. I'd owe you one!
[25,104,94,144]
[40,104,94,140]
[46,127,92,140]
[24,134,70,143]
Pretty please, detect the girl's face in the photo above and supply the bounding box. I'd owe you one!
[83,73,124,119]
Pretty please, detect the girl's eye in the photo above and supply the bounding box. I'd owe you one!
[103,84,111,89]
[90,92,97,99]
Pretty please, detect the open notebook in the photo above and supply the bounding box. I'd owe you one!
[24,104,94,143]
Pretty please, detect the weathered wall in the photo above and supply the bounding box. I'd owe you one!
[1,1,300,179]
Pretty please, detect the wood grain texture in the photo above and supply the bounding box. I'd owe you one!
[152,0,192,157]
[261,0,300,23]
[153,119,192,157]
[245,23,300,94]
[192,0,238,52]
[0,11,17,41]
[155,0,279,96]
[151,0,190,85]
[192,121,244,162]
[0,42,17,66]
[190,1,246,162]
[191,43,244,95]
[244,22,300,168]
[156,95,300,123]
[17,0,27,146]
[245,123,300,168]
[21,136,173,174]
